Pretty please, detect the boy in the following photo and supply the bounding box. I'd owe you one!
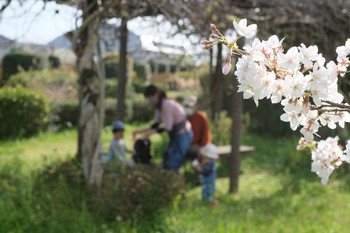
[109,120,134,167]
[192,143,219,206]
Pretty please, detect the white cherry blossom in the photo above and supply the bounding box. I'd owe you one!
[277,47,301,69]
[311,137,344,184]
[298,43,321,69]
[233,19,257,39]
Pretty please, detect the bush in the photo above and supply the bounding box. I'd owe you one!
[89,165,185,221]
[105,95,153,124]
[48,55,61,69]
[105,79,118,99]
[2,51,47,81]
[210,112,232,145]
[125,94,153,122]
[36,158,84,190]
[0,87,49,139]
[103,53,133,80]
[150,61,169,74]
[50,95,152,130]
[104,60,119,79]
[243,98,297,137]
[132,81,150,94]
[5,70,78,101]
[133,62,151,81]
[50,100,79,130]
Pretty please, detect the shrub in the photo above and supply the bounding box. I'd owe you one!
[103,53,133,80]
[243,98,296,137]
[0,87,49,139]
[2,51,47,81]
[5,70,78,101]
[104,60,119,79]
[149,61,170,74]
[105,79,118,99]
[36,158,84,188]
[210,112,232,145]
[133,62,151,81]
[158,63,167,73]
[50,100,79,130]
[89,165,185,221]
[132,81,149,94]
[104,95,153,124]
[48,55,61,69]
[125,94,153,122]
[50,95,152,129]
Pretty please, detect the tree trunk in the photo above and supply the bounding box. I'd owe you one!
[229,73,243,193]
[116,17,128,120]
[211,43,223,120]
[229,39,244,193]
[76,0,104,186]
[209,48,213,77]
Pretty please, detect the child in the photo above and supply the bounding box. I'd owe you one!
[109,120,134,168]
[192,144,219,206]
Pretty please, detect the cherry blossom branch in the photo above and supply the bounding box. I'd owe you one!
[203,18,350,185]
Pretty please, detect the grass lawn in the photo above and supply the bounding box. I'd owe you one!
[1,128,350,232]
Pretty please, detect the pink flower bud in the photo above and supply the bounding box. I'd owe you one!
[201,40,213,49]
[226,53,232,63]
[210,23,220,33]
[222,63,232,75]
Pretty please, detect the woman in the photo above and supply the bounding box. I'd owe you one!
[132,85,192,172]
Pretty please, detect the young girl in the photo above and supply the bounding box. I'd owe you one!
[132,85,192,172]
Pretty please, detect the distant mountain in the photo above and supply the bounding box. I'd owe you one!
[48,34,72,50]
[0,34,50,59]
[48,22,143,55]
[0,35,12,44]
[0,35,14,58]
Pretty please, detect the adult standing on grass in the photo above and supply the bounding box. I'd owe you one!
[132,84,193,172]
[183,95,212,160]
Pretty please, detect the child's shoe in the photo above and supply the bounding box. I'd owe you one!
[210,199,219,207]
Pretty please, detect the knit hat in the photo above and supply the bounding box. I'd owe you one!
[112,120,125,132]
[183,95,198,107]
[201,144,219,160]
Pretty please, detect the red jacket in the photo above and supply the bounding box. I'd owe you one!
[187,111,211,145]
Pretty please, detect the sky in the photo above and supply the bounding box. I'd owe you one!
[0,0,78,44]
[0,0,201,52]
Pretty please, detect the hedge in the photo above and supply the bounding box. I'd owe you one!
[2,51,47,81]
[0,87,49,139]
[133,62,151,81]
[48,55,61,69]
[50,96,153,130]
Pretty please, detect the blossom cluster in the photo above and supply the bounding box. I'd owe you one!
[204,18,350,184]
[299,137,350,185]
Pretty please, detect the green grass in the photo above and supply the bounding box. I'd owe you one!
[0,130,77,172]
[0,122,163,172]
[2,129,350,232]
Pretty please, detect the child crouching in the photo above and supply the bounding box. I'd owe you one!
[108,120,135,168]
